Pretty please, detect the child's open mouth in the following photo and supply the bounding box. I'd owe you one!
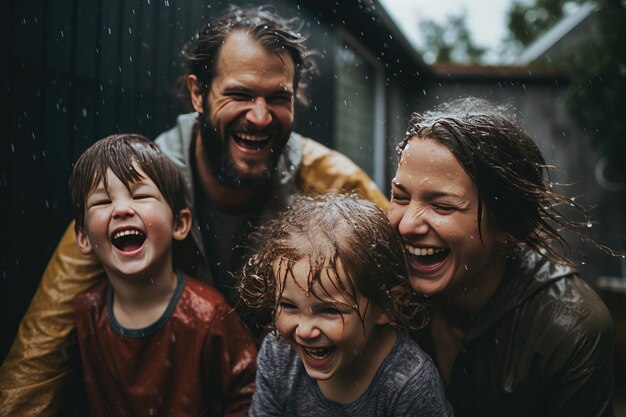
[111,228,146,252]
[302,345,336,360]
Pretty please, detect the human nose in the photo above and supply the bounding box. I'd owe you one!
[245,97,272,128]
[112,198,135,218]
[397,205,430,237]
[295,316,321,340]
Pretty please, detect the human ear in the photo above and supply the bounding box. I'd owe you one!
[76,227,94,255]
[173,208,192,241]
[187,75,205,114]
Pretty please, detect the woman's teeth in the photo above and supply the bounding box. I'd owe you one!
[405,245,445,256]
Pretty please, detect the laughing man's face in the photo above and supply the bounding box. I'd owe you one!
[196,31,295,188]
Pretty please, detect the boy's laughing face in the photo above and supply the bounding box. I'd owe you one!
[76,164,190,281]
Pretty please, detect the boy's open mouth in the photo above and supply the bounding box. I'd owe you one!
[111,228,146,252]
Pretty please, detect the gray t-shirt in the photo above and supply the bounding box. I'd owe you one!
[250,331,453,416]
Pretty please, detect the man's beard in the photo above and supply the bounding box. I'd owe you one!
[198,115,289,189]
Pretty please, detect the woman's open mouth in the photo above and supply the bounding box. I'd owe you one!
[405,244,450,274]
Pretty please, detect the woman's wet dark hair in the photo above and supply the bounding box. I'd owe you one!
[397,97,609,264]
[239,193,427,333]
[178,4,317,107]
[70,134,188,232]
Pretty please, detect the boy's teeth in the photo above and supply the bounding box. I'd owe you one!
[113,229,142,240]
[405,245,443,256]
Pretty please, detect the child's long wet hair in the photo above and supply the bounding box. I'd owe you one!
[239,193,427,332]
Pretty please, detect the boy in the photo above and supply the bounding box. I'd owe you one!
[70,134,256,417]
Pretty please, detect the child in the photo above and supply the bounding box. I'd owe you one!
[239,194,453,416]
[70,134,257,417]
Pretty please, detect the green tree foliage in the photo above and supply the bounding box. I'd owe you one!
[419,13,486,64]
[506,0,566,48]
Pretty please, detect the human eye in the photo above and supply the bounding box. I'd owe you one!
[89,198,111,207]
[86,191,110,208]
[319,305,343,316]
[225,89,252,101]
[268,93,293,105]
[133,193,155,200]
[432,203,458,214]
[278,301,297,312]
[132,184,158,200]
[390,188,409,205]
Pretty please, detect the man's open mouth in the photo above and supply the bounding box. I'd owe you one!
[232,133,271,151]
[111,228,146,252]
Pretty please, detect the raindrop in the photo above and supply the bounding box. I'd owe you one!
[586,222,592,228]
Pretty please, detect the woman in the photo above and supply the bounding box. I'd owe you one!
[388,97,615,417]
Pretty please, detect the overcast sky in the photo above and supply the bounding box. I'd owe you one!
[378,0,517,64]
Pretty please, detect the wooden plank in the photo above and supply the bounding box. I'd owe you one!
[97,0,121,134]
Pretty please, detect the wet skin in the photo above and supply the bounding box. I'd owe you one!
[189,30,295,187]
[274,258,396,403]
[388,137,505,306]
[76,166,191,285]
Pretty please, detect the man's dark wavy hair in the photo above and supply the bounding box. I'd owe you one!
[178,4,317,107]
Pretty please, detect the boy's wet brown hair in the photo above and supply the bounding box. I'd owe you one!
[398,97,612,264]
[239,193,427,332]
[69,134,188,231]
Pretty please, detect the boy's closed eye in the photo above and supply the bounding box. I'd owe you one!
[87,197,111,208]
[133,193,156,200]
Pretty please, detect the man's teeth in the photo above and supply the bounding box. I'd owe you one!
[405,245,445,256]
[113,229,143,240]
[236,133,269,142]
